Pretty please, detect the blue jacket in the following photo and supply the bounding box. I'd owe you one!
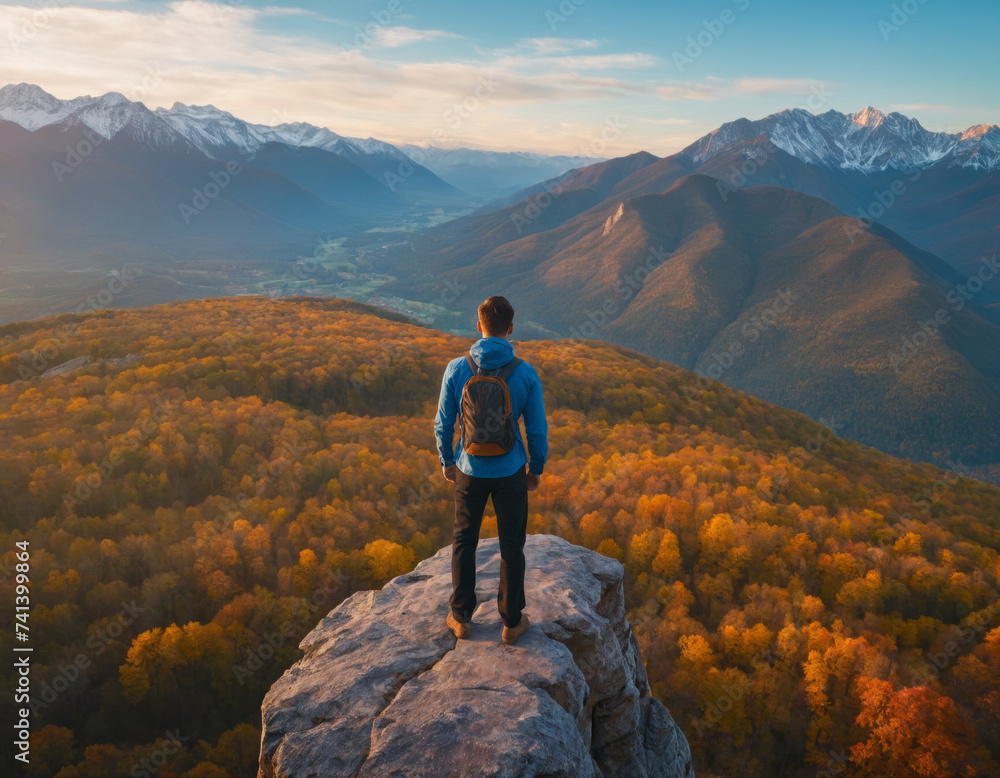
[435,336,548,478]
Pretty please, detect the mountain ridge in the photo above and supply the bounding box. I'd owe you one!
[494,104,1000,273]
[383,174,1000,466]
[682,105,1000,173]
[0,82,462,202]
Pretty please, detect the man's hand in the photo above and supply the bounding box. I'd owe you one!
[527,471,540,491]
[442,464,458,483]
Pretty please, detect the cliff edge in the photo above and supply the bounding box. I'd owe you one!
[258,533,694,777]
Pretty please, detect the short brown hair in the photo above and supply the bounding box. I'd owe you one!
[478,295,514,336]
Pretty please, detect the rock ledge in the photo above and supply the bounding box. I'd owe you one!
[259,533,694,777]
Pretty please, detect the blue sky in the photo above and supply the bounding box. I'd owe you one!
[0,0,995,155]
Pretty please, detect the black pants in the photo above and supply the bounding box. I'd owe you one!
[450,465,528,629]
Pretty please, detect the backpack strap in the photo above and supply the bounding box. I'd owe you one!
[465,352,523,379]
[496,356,523,381]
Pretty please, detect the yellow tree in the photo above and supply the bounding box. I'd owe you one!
[364,539,415,583]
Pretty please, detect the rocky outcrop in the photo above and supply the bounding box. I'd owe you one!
[258,534,694,777]
[38,353,142,380]
[602,201,625,236]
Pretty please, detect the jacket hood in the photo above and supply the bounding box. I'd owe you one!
[469,336,515,371]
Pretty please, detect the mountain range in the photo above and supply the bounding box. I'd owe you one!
[3,86,994,272]
[0,83,461,250]
[686,105,1000,173]
[383,164,1000,466]
[0,83,599,210]
[683,107,1000,276]
[505,106,999,275]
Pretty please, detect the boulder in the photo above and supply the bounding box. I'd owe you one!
[259,533,694,777]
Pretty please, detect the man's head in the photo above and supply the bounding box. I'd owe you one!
[477,295,514,338]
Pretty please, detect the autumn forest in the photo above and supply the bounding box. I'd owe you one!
[1,296,999,777]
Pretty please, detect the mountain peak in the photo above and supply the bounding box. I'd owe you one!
[165,101,227,116]
[960,123,1000,140]
[270,120,317,131]
[259,534,694,777]
[775,106,814,119]
[96,92,132,106]
[0,82,60,104]
[0,82,89,130]
[851,105,887,127]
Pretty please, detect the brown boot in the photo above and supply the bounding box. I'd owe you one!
[501,614,530,645]
[447,611,470,639]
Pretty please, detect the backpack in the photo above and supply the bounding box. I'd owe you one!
[459,352,524,455]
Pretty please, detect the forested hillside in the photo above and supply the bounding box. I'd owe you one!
[1,297,998,777]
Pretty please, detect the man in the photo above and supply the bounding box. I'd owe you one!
[434,295,548,646]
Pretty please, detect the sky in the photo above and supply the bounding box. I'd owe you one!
[0,0,996,156]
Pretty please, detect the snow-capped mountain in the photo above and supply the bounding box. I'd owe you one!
[151,102,266,158]
[0,83,596,200]
[951,123,1000,171]
[683,106,1000,173]
[0,83,91,128]
[0,83,414,165]
[256,120,407,160]
[0,82,474,272]
[153,102,409,164]
[0,83,462,201]
[0,83,196,152]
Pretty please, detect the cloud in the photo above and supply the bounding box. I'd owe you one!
[519,37,599,54]
[639,117,693,125]
[543,53,658,70]
[0,1,650,101]
[259,7,330,19]
[394,63,641,103]
[655,77,832,101]
[728,77,831,95]
[889,103,960,113]
[491,51,658,74]
[0,1,831,155]
[369,26,457,48]
[504,38,657,71]
[654,85,713,100]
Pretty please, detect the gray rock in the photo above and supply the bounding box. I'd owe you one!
[40,355,91,379]
[259,534,694,778]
